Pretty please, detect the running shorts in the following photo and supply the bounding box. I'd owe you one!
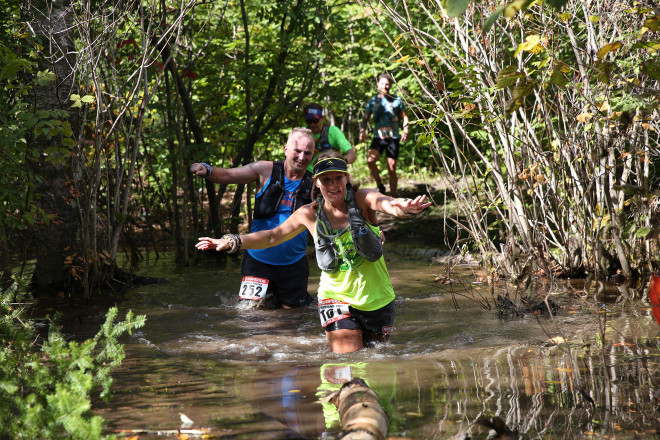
[369,137,400,160]
[324,300,395,337]
[241,252,312,308]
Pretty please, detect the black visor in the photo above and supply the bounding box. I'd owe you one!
[313,157,348,177]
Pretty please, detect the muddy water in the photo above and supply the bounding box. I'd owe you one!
[94,249,660,439]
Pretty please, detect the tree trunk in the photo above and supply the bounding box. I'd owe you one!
[23,0,83,296]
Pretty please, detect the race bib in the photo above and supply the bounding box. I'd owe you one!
[322,365,353,384]
[377,126,394,139]
[239,276,269,301]
[318,299,351,327]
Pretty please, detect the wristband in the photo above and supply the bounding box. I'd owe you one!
[220,233,241,253]
[201,162,212,177]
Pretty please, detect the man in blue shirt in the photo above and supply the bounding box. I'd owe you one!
[190,128,315,309]
[359,74,409,197]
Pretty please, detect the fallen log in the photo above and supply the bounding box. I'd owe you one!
[325,377,388,440]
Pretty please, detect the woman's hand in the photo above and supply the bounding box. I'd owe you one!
[196,237,231,252]
[390,195,432,217]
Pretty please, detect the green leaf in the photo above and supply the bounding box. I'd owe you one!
[631,41,660,52]
[645,15,660,31]
[483,5,505,32]
[505,98,522,114]
[36,70,56,86]
[0,382,19,394]
[496,66,526,88]
[443,0,470,17]
[641,60,660,80]
[593,60,612,84]
[22,212,35,224]
[597,41,622,60]
[512,79,536,99]
[515,34,542,57]
[546,0,569,9]
[635,227,651,238]
[80,95,95,103]
[0,59,32,81]
[550,61,570,87]
[504,0,535,19]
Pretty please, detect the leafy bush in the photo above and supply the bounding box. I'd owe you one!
[0,284,145,439]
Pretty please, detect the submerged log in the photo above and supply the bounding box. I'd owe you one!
[326,378,388,440]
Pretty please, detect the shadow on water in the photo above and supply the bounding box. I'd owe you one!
[93,249,660,439]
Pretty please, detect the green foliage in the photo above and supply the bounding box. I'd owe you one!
[371,0,660,276]
[443,0,470,17]
[0,284,145,439]
[0,21,76,236]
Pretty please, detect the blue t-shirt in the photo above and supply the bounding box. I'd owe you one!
[365,95,406,139]
[247,174,308,265]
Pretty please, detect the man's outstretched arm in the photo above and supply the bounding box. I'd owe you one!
[190,161,272,187]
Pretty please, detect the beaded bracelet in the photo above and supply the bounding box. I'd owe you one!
[220,233,241,253]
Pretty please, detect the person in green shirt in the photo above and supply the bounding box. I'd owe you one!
[196,150,431,353]
[303,103,357,172]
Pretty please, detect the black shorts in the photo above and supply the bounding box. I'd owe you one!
[324,300,395,336]
[369,137,400,160]
[241,252,312,308]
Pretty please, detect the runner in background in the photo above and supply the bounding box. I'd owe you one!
[303,103,356,171]
[359,73,409,197]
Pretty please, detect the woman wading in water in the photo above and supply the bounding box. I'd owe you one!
[196,150,431,353]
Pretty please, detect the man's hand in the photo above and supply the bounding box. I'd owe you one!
[190,163,210,177]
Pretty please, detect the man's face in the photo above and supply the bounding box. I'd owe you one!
[377,77,391,96]
[305,117,324,135]
[284,133,315,172]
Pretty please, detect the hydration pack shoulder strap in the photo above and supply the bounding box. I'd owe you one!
[315,197,344,272]
[294,170,313,210]
[253,161,284,219]
[345,189,383,262]
[314,189,384,273]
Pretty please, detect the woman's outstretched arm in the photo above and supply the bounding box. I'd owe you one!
[357,188,432,218]
[196,205,316,252]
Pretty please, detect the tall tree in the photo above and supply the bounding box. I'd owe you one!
[21,0,82,295]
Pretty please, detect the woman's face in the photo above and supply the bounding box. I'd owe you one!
[316,171,348,202]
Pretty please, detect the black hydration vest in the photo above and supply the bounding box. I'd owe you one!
[316,124,333,152]
[315,188,384,272]
[253,161,313,219]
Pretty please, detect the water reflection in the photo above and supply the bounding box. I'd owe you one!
[95,252,660,439]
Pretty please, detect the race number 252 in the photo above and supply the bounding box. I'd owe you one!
[239,276,269,301]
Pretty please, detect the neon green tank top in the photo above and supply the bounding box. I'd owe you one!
[314,223,395,311]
